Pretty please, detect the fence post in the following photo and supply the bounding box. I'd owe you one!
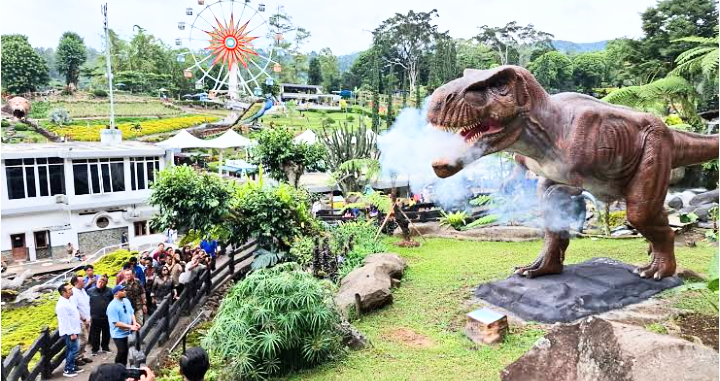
[162,296,170,343]
[40,328,52,379]
[228,244,235,276]
[185,277,196,315]
[205,268,212,296]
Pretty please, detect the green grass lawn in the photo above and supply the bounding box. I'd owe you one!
[30,101,183,119]
[290,237,717,381]
[263,110,388,133]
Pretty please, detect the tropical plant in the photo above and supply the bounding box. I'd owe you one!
[343,191,393,214]
[463,214,499,230]
[330,220,387,279]
[202,263,344,380]
[149,165,235,236]
[48,108,72,126]
[469,194,493,207]
[330,158,381,196]
[528,51,573,93]
[289,236,315,268]
[224,170,318,253]
[668,35,719,81]
[439,210,468,231]
[250,127,327,187]
[321,118,379,194]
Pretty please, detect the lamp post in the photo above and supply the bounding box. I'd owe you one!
[101,3,116,129]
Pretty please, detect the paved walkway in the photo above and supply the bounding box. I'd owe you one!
[46,254,234,380]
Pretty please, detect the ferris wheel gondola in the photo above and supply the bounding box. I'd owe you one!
[176,0,280,101]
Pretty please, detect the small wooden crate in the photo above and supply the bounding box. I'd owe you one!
[465,307,508,345]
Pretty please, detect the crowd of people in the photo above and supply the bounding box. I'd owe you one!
[55,240,218,378]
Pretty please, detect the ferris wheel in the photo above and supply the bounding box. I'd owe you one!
[175,0,282,100]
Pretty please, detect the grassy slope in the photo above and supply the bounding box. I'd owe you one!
[291,237,717,381]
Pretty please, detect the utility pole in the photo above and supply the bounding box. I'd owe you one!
[101,3,116,129]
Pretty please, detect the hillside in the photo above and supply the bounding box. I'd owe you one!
[552,40,608,53]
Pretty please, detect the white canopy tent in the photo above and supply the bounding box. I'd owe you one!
[205,128,256,149]
[155,129,213,149]
[293,129,318,145]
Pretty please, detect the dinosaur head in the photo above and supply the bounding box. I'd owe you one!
[428,65,537,178]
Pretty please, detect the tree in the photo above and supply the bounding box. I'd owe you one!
[475,21,554,66]
[455,38,499,73]
[603,38,637,87]
[528,51,573,93]
[35,47,61,82]
[428,34,458,90]
[1,35,50,94]
[374,9,441,103]
[571,52,607,93]
[321,118,379,194]
[250,127,327,187]
[308,57,323,85]
[56,32,87,88]
[148,165,235,236]
[625,0,718,83]
[318,48,340,92]
[668,35,719,82]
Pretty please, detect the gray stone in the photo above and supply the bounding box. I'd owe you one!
[610,229,635,237]
[667,196,683,209]
[335,253,406,318]
[688,187,709,194]
[339,321,369,350]
[689,189,719,206]
[677,191,698,207]
[501,317,719,381]
[668,166,685,185]
[694,202,719,222]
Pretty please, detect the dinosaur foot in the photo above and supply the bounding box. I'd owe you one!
[395,240,421,248]
[633,256,676,280]
[514,256,563,278]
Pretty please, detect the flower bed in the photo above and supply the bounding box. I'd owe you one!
[47,115,219,141]
[29,101,183,119]
[1,249,134,356]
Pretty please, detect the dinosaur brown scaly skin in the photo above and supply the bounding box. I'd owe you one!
[428,65,719,280]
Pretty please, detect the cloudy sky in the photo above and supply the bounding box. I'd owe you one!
[1,0,658,55]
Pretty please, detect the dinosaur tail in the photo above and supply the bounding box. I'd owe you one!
[671,130,719,168]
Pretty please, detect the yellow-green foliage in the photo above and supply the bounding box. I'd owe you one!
[608,211,627,228]
[1,249,133,356]
[48,115,219,141]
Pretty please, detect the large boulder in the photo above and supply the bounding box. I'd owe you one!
[1,97,31,119]
[668,167,685,185]
[667,196,683,210]
[335,253,406,317]
[501,317,719,381]
[689,189,719,207]
[694,202,719,222]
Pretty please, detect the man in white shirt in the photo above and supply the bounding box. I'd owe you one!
[70,275,93,366]
[56,283,82,377]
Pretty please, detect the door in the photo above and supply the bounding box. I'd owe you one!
[10,233,28,261]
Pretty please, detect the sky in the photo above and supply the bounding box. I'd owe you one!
[0,0,659,56]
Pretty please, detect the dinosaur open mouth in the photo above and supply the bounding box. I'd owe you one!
[434,119,503,142]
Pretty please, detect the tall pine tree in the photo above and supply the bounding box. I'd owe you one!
[308,57,323,86]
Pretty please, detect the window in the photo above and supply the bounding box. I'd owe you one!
[130,157,161,190]
[72,158,125,195]
[96,217,110,228]
[134,221,149,236]
[34,231,49,249]
[5,157,65,200]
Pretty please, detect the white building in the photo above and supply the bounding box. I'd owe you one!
[1,140,172,263]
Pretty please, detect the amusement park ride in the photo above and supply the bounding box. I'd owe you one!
[175,0,282,119]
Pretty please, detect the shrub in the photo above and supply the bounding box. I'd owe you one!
[202,263,344,380]
[12,124,28,131]
[48,108,72,126]
[289,236,315,268]
[331,220,386,279]
[439,210,468,231]
[92,88,108,98]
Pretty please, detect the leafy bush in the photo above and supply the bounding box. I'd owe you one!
[439,210,468,230]
[48,108,72,126]
[12,123,28,131]
[463,214,499,230]
[202,263,344,380]
[331,220,386,279]
[225,171,318,253]
[92,88,108,97]
[290,236,315,268]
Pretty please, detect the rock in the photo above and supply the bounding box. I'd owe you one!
[694,203,719,222]
[688,187,709,194]
[689,189,719,206]
[669,167,685,185]
[675,267,707,282]
[335,253,406,318]
[667,196,683,209]
[1,97,31,119]
[611,229,635,237]
[501,317,719,381]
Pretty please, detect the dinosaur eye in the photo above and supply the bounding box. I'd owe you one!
[495,84,510,96]
[464,90,487,106]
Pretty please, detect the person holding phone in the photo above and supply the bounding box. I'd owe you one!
[89,363,155,381]
[106,285,141,366]
[56,283,83,377]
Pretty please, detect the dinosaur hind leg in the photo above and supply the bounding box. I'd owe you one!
[626,126,676,280]
[515,183,579,278]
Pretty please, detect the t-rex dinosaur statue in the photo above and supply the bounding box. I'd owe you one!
[428,65,719,280]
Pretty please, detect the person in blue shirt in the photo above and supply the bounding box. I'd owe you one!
[106,285,140,365]
[128,257,146,286]
[200,238,218,270]
[83,265,98,290]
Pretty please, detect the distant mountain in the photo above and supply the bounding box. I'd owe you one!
[338,52,360,73]
[552,40,608,54]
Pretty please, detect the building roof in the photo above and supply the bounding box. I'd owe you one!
[1,141,166,159]
[280,83,322,89]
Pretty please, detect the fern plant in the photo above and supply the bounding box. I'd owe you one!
[203,263,344,380]
[668,35,719,81]
[439,210,468,231]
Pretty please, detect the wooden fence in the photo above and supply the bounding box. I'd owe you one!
[1,241,256,381]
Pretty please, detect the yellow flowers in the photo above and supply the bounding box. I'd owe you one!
[48,115,220,141]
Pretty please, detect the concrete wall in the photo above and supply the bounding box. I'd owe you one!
[78,227,128,257]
